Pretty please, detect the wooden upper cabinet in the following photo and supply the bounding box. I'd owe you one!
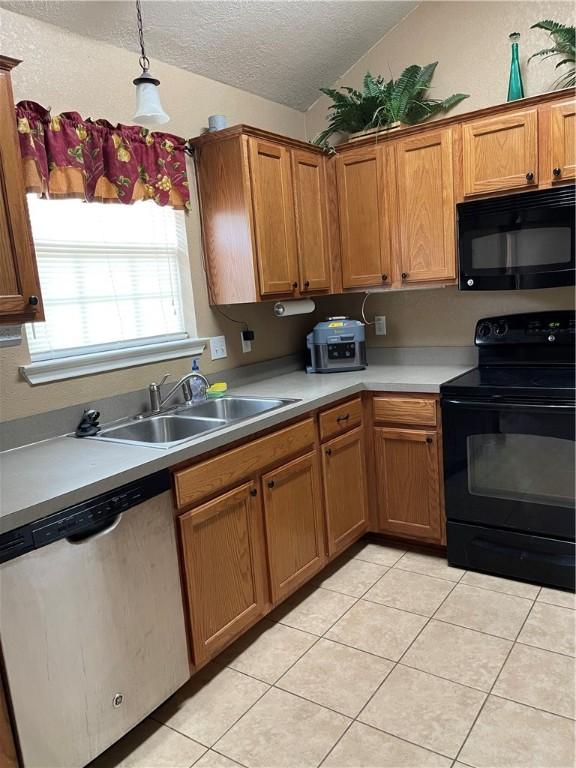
[179,482,269,666]
[322,427,369,557]
[462,109,538,196]
[374,426,442,543]
[291,148,331,292]
[336,147,391,288]
[547,100,575,183]
[248,137,299,295]
[0,56,43,323]
[394,128,456,283]
[262,451,325,603]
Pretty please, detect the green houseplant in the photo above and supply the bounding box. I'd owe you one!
[313,63,468,149]
[529,19,575,89]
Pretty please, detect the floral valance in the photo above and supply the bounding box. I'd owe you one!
[15,101,190,210]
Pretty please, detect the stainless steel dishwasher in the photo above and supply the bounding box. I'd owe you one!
[0,470,190,768]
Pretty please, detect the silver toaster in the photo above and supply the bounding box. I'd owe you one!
[306,317,367,373]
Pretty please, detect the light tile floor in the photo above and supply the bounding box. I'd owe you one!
[90,540,576,768]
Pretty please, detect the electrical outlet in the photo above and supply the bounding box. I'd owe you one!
[374,316,387,336]
[210,335,227,360]
[241,331,252,353]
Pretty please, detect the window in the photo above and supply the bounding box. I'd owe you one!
[22,197,203,383]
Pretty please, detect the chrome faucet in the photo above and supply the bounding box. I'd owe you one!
[148,372,209,415]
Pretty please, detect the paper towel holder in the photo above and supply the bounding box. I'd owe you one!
[274,299,315,317]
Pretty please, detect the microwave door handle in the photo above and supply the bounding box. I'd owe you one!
[443,399,574,411]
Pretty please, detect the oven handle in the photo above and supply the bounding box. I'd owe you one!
[443,398,575,411]
[470,538,575,568]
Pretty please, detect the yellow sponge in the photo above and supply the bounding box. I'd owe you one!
[206,382,228,398]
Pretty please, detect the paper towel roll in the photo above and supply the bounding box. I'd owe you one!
[274,299,316,317]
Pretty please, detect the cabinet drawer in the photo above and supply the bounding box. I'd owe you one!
[319,397,362,441]
[373,396,437,426]
[174,418,315,509]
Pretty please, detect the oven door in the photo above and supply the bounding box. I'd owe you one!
[442,397,575,539]
[458,187,575,290]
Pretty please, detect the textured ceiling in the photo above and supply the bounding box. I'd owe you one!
[0,1,418,110]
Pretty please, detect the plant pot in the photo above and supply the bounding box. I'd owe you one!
[348,121,404,142]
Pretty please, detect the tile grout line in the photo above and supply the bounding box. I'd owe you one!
[451,589,543,765]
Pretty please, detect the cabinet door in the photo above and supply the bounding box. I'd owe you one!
[395,129,456,283]
[291,149,331,292]
[336,147,391,288]
[462,109,538,196]
[179,482,268,666]
[375,427,442,542]
[262,452,325,603]
[322,427,369,557]
[548,101,575,182]
[0,58,43,322]
[248,138,299,295]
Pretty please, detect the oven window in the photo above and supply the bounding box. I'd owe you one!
[471,227,571,270]
[467,434,575,508]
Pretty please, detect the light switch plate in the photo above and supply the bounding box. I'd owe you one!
[210,335,227,360]
[241,332,252,353]
[374,316,387,335]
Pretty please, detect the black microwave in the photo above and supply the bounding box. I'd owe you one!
[457,185,575,290]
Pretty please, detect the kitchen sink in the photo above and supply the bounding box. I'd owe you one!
[90,397,299,448]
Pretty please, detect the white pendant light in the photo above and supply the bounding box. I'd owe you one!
[132,0,169,126]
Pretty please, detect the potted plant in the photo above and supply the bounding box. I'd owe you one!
[529,19,575,89]
[313,63,468,149]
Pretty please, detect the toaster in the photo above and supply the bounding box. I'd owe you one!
[306,317,367,373]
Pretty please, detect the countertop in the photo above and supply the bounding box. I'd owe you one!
[0,363,471,533]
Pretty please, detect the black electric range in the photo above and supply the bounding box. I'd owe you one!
[441,311,575,590]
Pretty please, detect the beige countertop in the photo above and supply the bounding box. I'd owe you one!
[0,363,471,533]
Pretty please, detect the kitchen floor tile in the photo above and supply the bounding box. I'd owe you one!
[434,584,532,640]
[322,721,452,767]
[313,557,388,597]
[152,666,268,747]
[353,541,406,566]
[359,665,485,758]
[90,719,206,768]
[493,643,575,718]
[214,687,350,768]
[402,620,512,691]
[364,568,455,617]
[459,696,576,768]
[276,638,393,716]
[393,551,465,582]
[517,602,576,656]
[269,586,356,636]
[537,586,576,610]
[460,570,540,599]
[193,750,244,767]
[325,599,427,660]
[218,618,316,683]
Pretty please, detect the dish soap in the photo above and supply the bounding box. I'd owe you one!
[191,359,207,402]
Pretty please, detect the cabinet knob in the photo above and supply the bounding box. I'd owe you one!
[426,437,433,444]
[401,272,408,280]
[325,447,332,456]
[250,488,258,497]
[526,171,534,182]
[28,295,39,306]
[267,480,275,489]
[381,274,388,282]
[304,281,310,289]
[292,282,298,289]
[553,167,562,177]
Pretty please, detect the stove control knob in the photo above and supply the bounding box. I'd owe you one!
[466,279,474,287]
[548,334,556,342]
[478,322,492,338]
[493,322,508,337]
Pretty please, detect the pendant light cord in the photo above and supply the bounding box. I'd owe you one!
[135,0,150,72]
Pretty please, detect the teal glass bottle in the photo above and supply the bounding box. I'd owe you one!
[507,32,525,101]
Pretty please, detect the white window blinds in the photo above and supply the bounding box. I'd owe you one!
[26,196,189,360]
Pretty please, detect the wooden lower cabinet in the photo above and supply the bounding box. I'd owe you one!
[374,426,442,543]
[262,452,325,603]
[179,481,268,667]
[322,427,369,556]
